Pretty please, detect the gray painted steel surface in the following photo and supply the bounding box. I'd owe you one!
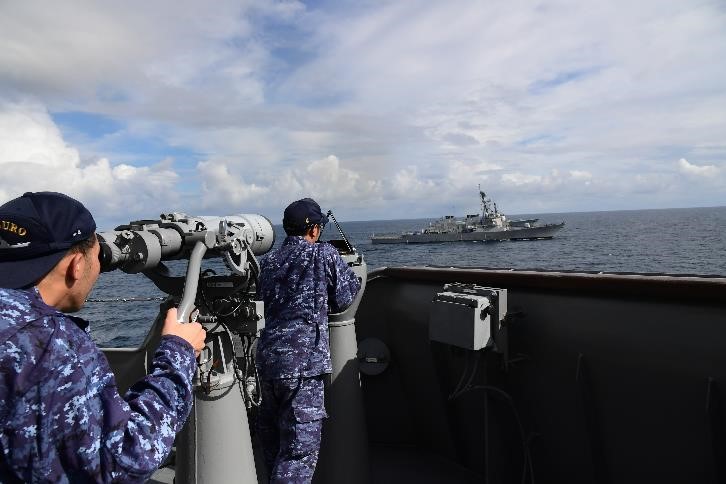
[356,267,726,483]
[104,266,726,483]
[371,223,564,244]
[175,326,257,484]
[315,254,370,484]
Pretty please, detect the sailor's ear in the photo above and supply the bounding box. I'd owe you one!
[65,252,86,282]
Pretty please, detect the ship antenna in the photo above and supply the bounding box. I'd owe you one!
[479,184,489,217]
[326,210,354,253]
[479,184,485,215]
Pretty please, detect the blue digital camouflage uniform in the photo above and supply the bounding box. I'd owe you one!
[256,236,361,483]
[0,287,197,483]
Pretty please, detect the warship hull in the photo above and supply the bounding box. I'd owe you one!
[104,265,726,484]
[371,222,565,244]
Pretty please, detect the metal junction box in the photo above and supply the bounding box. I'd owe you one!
[429,283,507,351]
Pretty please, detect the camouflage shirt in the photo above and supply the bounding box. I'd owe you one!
[256,236,361,379]
[0,287,197,483]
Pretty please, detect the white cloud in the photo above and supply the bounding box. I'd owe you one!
[0,101,179,227]
[569,170,592,181]
[197,159,270,209]
[388,166,436,199]
[678,158,719,177]
[0,1,306,123]
[440,160,502,199]
[1,1,725,217]
[501,172,545,187]
[0,100,79,170]
[197,154,383,214]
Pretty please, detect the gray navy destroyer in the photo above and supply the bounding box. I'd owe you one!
[371,189,565,244]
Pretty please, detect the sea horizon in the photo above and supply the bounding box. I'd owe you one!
[341,203,726,224]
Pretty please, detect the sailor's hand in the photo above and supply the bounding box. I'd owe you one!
[162,307,206,357]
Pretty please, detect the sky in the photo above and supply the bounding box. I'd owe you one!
[1,0,725,228]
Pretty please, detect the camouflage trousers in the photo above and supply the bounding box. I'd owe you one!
[258,375,328,483]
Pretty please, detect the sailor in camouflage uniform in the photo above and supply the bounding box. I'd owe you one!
[0,191,206,483]
[256,198,361,483]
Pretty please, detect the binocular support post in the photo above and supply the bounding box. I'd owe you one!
[176,233,215,323]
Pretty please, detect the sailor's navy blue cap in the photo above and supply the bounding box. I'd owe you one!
[0,191,96,289]
[283,198,329,233]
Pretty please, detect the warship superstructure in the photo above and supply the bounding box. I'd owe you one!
[371,189,564,244]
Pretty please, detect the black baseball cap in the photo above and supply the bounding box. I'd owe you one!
[283,198,329,233]
[0,192,96,289]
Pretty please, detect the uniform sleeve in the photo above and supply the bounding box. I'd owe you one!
[326,248,361,313]
[107,335,197,479]
[48,330,195,482]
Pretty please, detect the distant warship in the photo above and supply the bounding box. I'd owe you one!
[371,188,565,244]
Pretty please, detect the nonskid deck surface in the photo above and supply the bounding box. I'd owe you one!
[148,444,480,483]
[368,446,480,483]
[148,467,174,484]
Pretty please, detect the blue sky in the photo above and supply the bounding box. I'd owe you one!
[52,111,199,170]
[0,0,724,228]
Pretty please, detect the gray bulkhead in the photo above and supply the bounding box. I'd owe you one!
[103,267,726,483]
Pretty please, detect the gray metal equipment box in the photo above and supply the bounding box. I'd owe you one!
[429,283,507,351]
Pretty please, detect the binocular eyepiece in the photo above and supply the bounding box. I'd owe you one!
[98,240,115,273]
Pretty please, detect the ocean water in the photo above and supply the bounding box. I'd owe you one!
[80,206,726,347]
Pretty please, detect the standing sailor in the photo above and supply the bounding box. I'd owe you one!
[256,198,361,483]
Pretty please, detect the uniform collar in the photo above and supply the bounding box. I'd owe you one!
[282,235,311,247]
[25,286,91,333]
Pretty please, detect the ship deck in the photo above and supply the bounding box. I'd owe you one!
[149,443,479,483]
[109,265,726,483]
